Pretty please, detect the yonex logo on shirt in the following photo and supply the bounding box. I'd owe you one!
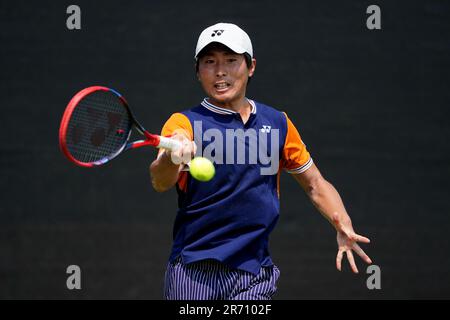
[211,30,224,37]
[260,125,271,133]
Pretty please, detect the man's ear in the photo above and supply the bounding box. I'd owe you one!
[248,58,256,78]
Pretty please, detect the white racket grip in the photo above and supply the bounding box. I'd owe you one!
[158,136,182,151]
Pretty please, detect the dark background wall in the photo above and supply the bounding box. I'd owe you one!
[1,0,449,299]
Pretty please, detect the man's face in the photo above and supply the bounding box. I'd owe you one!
[197,48,255,106]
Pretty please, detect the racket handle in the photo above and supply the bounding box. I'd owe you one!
[158,136,182,151]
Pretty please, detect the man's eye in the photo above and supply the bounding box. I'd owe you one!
[205,59,214,64]
[227,58,237,63]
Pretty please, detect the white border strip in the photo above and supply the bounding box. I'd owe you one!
[248,99,257,114]
[201,98,257,115]
[285,157,314,174]
[201,99,235,114]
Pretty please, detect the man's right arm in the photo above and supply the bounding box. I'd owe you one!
[149,112,195,192]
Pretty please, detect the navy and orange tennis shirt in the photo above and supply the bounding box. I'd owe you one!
[157,98,313,275]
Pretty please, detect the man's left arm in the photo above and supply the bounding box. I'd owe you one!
[292,163,373,273]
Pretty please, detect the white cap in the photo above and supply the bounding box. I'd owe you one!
[195,23,253,59]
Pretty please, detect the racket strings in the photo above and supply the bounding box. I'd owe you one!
[65,90,132,164]
[72,94,127,162]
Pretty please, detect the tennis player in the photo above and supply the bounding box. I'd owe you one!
[150,22,372,300]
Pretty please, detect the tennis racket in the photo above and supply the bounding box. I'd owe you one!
[59,86,182,167]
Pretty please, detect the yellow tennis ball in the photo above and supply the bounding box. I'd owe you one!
[189,157,215,182]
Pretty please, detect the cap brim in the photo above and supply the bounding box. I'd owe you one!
[195,40,246,58]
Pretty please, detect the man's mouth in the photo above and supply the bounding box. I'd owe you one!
[214,81,231,92]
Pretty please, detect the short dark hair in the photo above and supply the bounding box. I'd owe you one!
[195,42,253,83]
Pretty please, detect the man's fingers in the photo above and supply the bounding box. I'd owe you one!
[336,250,344,271]
[353,234,370,243]
[184,141,197,163]
[179,140,192,164]
[352,243,372,264]
[172,156,183,165]
[168,137,197,165]
[192,141,197,156]
[346,250,359,273]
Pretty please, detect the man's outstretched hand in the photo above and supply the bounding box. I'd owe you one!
[334,213,372,273]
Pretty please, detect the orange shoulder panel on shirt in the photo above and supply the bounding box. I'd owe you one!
[281,112,313,174]
[160,113,193,139]
[157,113,193,192]
[157,113,193,157]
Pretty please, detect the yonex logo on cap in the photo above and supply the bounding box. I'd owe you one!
[211,30,224,37]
